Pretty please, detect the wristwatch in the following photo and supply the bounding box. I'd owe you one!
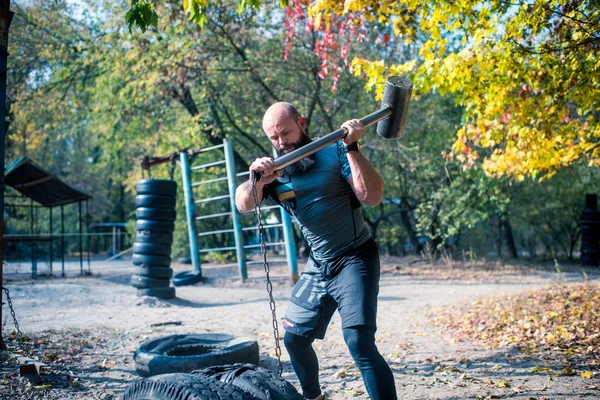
[343,142,360,153]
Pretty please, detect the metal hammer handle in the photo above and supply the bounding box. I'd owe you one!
[273,106,393,172]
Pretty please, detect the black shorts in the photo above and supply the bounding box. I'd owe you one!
[283,239,380,339]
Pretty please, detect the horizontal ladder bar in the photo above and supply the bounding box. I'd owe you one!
[246,259,288,265]
[196,211,231,220]
[236,171,250,177]
[195,194,230,204]
[192,160,226,170]
[242,224,283,231]
[243,241,286,249]
[192,176,228,186]
[197,144,225,153]
[198,229,235,237]
[258,205,280,211]
[199,246,236,253]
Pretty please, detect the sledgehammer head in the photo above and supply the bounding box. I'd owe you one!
[376,76,413,139]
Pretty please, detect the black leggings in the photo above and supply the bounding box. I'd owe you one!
[284,326,397,400]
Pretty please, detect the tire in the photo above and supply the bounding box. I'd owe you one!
[136,231,173,246]
[172,271,203,287]
[133,334,259,377]
[136,179,177,197]
[137,287,176,300]
[136,207,177,222]
[122,372,255,400]
[136,220,175,233]
[135,266,173,280]
[133,242,172,257]
[131,275,170,289]
[135,195,176,209]
[132,253,171,267]
[194,364,303,400]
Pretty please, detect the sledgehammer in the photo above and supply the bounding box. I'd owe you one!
[273,76,413,172]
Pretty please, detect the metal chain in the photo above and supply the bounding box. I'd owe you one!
[2,287,23,343]
[251,175,283,376]
[169,152,178,181]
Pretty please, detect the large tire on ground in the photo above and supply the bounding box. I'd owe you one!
[136,287,176,300]
[133,242,172,257]
[135,231,173,246]
[172,270,204,287]
[122,372,255,400]
[136,179,177,197]
[194,364,303,400]
[135,266,173,280]
[136,207,177,222]
[131,275,170,289]
[134,334,259,377]
[135,194,177,209]
[136,219,175,233]
[132,253,171,267]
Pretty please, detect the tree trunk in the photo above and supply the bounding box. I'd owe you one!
[399,207,419,254]
[502,217,518,259]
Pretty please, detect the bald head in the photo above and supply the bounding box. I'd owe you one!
[262,102,299,133]
[261,102,309,156]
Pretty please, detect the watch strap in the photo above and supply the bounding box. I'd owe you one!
[344,142,360,153]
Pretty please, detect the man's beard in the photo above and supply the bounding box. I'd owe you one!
[277,131,315,176]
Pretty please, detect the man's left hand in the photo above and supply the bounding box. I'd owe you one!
[341,119,364,145]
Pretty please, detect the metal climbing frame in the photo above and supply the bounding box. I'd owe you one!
[181,139,298,282]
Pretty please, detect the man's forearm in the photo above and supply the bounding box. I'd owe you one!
[347,152,384,206]
[235,180,264,212]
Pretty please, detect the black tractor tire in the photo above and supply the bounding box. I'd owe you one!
[135,231,173,246]
[172,270,204,287]
[132,253,171,268]
[135,194,176,209]
[194,364,303,400]
[131,275,170,289]
[135,266,173,280]
[136,207,177,222]
[133,334,259,377]
[122,372,255,400]
[133,242,172,257]
[136,179,177,197]
[136,219,175,233]
[136,287,176,300]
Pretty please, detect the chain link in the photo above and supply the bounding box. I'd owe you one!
[251,175,283,376]
[2,287,23,344]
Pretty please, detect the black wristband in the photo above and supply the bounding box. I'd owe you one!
[344,142,360,153]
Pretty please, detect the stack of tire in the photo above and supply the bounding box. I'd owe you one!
[132,179,178,299]
[581,194,600,267]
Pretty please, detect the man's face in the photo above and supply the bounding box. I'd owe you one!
[264,115,309,154]
[263,113,314,176]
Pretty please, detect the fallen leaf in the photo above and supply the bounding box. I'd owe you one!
[495,380,511,388]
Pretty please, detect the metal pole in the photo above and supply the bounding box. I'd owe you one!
[281,209,297,284]
[30,198,35,279]
[112,226,116,256]
[273,106,392,171]
[269,147,297,284]
[61,205,64,277]
[0,1,13,351]
[86,200,90,273]
[78,201,82,275]
[224,139,247,281]
[180,152,202,276]
[49,207,53,276]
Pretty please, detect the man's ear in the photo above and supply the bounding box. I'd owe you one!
[297,116,306,131]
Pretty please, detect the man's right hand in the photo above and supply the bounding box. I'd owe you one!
[250,157,282,185]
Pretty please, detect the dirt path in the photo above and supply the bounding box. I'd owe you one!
[1,260,599,399]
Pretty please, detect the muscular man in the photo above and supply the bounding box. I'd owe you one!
[235,102,397,400]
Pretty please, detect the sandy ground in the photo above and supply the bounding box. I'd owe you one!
[1,257,599,399]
